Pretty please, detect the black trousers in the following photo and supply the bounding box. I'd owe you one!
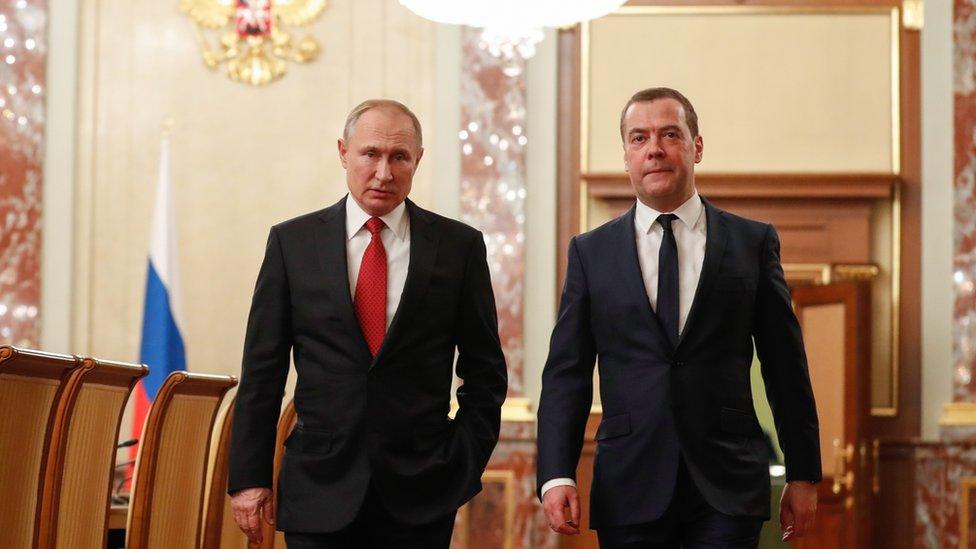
[283,483,457,549]
[597,459,764,549]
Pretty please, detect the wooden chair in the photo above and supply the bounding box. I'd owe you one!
[37,356,147,549]
[125,371,237,549]
[201,394,248,549]
[257,399,296,549]
[202,396,295,549]
[0,345,83,549]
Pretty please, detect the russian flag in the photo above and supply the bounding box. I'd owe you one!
[131,131,186,452]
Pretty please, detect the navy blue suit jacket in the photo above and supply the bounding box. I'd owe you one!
[536,198,821,528]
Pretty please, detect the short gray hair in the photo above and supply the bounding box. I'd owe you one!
[343,99,423,148]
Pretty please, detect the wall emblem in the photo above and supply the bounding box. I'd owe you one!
[181,0,328,85]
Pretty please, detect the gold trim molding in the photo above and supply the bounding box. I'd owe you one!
[902,0,923,30]
[782,263,881,286]
[500,397,535,422]
[834,264,881,281]
[940,402,976,427]
[452,397,536,422]
[456,469,517,549]
[963,476,976,548]
[615,6,896,16]
[784,264,833,286]
[873,179,902,417]
[890,6,901,175]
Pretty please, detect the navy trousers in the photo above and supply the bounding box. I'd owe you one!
[596,458,764,549]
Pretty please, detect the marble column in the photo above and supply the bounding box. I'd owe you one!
[453,26,555,549]
[0,0,46,347]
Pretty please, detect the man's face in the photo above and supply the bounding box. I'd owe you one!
[622,98,703,210]
[338,107,423,217]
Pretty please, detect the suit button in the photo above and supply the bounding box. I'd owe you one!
[675,361,685,367]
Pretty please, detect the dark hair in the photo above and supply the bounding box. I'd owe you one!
[344,98,423,147]
[619,87,699,140]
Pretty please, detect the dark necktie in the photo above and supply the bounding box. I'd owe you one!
[354,217,387,357]
[656,213,679,348]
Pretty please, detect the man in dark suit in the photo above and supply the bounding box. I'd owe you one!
[537,88,821,547]
[228,99,508,548]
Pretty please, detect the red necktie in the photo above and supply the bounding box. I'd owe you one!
[355,217,387,357]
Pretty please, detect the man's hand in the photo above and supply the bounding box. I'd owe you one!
[542,485,581,536]
[231,487,274,544]
[780,480,817,542]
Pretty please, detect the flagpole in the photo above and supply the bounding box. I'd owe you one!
[127,117,186,489]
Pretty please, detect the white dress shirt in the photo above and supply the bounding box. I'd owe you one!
[345,196,410,329]
[540,193,708,499]
[634,193,707,335]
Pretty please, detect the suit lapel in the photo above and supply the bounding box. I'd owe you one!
[314,197,373,363]
[614,206,672,349]
[371,199,439,369]
[676,198,728,351]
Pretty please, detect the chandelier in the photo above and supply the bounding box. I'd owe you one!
[399,0,626,59]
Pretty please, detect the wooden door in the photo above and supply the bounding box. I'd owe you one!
[791,282,873,548]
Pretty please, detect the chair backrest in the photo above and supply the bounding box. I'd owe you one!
[200,394,248,549]
[37,357,147,549]
[258,399,296,549]
[0,345,82,549]
[126,371,237,549]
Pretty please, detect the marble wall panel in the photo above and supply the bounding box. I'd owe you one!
[954,0,976,402]
[914,444,976,548]
[0,0,45,347]
[458,26,527,396]
[453,421,556,549]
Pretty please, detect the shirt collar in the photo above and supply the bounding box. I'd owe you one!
[346,195,409,241]
[634,193,704,235]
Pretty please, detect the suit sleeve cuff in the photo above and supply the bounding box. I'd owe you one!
[540,478,577,499]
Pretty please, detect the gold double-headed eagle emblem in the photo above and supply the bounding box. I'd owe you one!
[181,0,328,85]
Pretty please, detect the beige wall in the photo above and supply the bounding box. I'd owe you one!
[69,0,437,382]
[521,30,559,412]
[587,12,895,174]
[921,0,954,439]
[40,0,79,353]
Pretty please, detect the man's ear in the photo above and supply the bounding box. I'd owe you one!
[694,135,704,164]
[338,138,349,169]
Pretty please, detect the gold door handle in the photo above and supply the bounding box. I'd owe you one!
[832,438,855,495]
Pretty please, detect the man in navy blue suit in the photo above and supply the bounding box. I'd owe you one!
[536,88,821,548]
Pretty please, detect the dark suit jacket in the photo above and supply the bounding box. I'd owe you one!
[228,197,508,533]
[536,198,821,528]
